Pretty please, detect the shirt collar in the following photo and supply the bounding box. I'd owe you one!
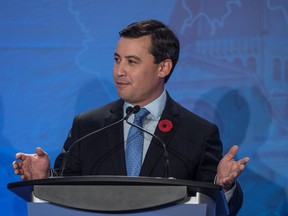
[124,90,167,120]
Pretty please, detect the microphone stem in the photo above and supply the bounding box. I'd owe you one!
[126,120,170,178]
[58,106,139,176]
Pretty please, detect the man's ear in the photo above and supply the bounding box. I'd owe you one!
[158,59,173,78]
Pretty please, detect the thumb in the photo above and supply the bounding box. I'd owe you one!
[35,147,47,158]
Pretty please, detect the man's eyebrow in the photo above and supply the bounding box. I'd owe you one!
[114,53,142,62]
[125,55,141,62]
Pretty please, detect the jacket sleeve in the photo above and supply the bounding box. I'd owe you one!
[228,182,244,216]
[53,115,82,175]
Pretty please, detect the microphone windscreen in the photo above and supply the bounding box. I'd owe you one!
[126,105,140,115]
[126,106,133,114]
[133,105,140,113]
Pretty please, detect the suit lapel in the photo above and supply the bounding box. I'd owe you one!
[140,95,180,177]
[105,100,127,175]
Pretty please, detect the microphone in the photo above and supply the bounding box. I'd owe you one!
[124,105,140,120]
[58,105,140,176]
[125,109,170,178]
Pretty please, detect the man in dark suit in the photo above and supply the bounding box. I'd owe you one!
[13,19,249,215]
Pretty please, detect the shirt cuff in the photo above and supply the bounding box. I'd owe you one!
[214,175,236,202]
[224,183,236,202]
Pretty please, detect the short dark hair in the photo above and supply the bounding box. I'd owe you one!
[119,20,180,83]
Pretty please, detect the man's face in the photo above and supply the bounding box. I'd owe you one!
[113,35,165,106]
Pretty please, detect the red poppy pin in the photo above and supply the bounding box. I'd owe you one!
[158,119,173,132]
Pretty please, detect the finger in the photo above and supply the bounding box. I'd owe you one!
[236,157,250,167]
[237,164,247,174]
[225,145,239,160]
[21,175,27,180]
[14,169,20,175]
[13,161,24,170]
[35,147,47,158]
[231,163,247,179]
[12,161,19,169]
[21,172,31,180]
[15,153,26,161]
[226,169,239,182]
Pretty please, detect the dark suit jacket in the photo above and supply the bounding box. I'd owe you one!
[54,93,243,215]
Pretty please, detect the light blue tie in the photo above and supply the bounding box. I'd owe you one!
[125,108,150,176]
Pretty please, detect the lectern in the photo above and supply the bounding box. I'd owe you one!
[8,176,229,216]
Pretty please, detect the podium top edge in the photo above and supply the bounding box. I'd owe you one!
[8,175,221,190]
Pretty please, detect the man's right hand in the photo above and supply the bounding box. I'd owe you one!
[12,147,50,180]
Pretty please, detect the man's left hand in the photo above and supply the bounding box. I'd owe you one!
[216,145,249,192]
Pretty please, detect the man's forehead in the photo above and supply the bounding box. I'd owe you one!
[118,36,151,47]
[115,36,152,56]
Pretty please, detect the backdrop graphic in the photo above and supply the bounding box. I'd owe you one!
[0,0,287,215]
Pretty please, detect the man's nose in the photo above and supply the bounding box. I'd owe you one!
[114,62,126,76]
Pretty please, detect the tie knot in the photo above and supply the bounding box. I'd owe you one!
[134,108,150,125]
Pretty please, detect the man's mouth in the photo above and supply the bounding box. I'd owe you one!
[116,81,129,87]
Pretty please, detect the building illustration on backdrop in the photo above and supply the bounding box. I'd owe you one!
[169,0,288,131]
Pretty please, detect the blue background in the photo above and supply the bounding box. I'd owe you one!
[1,0,287,215]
